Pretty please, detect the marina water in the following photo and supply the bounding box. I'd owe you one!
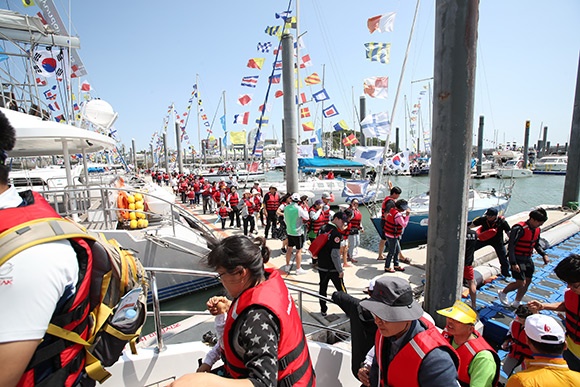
[145,173,568,332]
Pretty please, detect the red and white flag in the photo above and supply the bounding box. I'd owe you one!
[367,12,396,33]
[233,112,250,125]
[363,76,389,99]
[299,54,312,68]
[238,94,253,106]
[80,81,91,92]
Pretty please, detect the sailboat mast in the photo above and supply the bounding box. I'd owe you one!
[196,74,201,163]
[223,90,227,161]
[295,0,302,145]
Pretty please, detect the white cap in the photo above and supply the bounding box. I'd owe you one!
[251,189,258,195]
[291,193,301,202]
[525,314,565,344]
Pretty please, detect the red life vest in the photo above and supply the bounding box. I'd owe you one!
[217,207,229,218]
[383,207,403,237]
[0,191,93,387]
[375,317,459,387]
[228,192,240,207]
[264,192,280,211]
[308,206,327,234]
[565,289,580,344]
[381,196,395,220]
[444,330,500,387]
[222,269,315,386]
[243,199,255,216]
[514,221,541,257]
[347,208,362,234]
[509,320,533,360]
[252,196,262,212]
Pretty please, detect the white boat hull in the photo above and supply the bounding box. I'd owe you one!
[496,168,532,179]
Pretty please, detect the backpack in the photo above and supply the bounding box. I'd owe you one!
[0,218,148,384]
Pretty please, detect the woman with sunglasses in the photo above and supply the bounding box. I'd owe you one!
[170,235,316,387]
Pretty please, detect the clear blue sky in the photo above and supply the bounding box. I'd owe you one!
[7,0,580,153]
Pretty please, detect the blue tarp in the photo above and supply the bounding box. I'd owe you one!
[298,157,364,169]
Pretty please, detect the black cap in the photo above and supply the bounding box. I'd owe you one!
[484,208,498,216]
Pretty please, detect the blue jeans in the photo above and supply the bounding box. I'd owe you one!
[385,237,400,269]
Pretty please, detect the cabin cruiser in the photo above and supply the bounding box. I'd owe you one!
[496,159,533,179]
[532,155,567,175]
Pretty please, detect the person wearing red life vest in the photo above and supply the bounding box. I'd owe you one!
[170,236,315,387]
[501,305,534,377]
[498,208,549,308]
[377,186,402,260]
[263,186,280,239]
[438,301,501,386]
[469,207,512,278]
[528,253,580,372]
[0,112,93,387]
[382,199,411,273]
[358,277,459,387]
[240,190,256,236]
[226,186,241,228]
[346,199,364,264]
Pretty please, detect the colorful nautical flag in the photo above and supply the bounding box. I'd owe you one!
[302,121,314,131]
[333,120,349,131]
[22,0,35,7]
[364,43,391,64]
[363,76,389,99]
[230,131,246,145]
[273,60,283,70]
[304,73,321,85]
[308,134,319,145]
[233,112,250,125]
[361,112,391,138]
[316,147,325,157]
[241,75,259,87]
[256,116,269,126]
[312,89,329,102]
[296,92,307,105]
[284,17,297,30]
[238,94,253,106]
[73,103,80,111]
[342,133,359,146]
[48,102,60,111]
[257,42,272,53]
[54,114,65,122]
[322,104,339,118]
[80,81,91,91]
[35,77,47,86]
[253,145,263,157]
[265,26,282,36]
[342,180,370,201]
[247,58,265,70]
[299,54,312,68]
[274,90,284,98]
[300,107,311,118]
[269,74,281,84]
[43,86,57,100]
[258,103,272,113]
[367,12,396,33]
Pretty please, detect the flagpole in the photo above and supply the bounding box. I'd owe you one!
[321,63,326,157]
[196,74,201,165]
[295,0,302,145]
[372,0,421,215]
[223,90,227,161]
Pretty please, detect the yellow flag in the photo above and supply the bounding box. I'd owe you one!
[230,131,246,145]
[22,0,35,7]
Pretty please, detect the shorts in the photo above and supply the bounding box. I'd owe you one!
[288,235,304,249]
[463,265,474,281]
[512,257,535,281]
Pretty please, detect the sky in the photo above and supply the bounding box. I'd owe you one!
[4,0,580,154]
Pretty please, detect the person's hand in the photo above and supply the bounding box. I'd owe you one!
[511,263,521,273]
[207,296,230,315]
[339,272,344,279]
[358,364,371,386]
[196,363,211,373]
[405,209,411,216]
[543,255,550,265]
[527,300,543,313]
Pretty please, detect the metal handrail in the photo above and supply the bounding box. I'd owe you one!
[144,267,350,353]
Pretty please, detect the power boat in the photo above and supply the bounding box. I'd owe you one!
[532,155,568,175]
[370,187,511,245]
[496,159,533,179]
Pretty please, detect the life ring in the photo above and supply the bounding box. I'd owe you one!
[117,191,130,220]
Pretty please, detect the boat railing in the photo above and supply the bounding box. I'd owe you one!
[144,267,350,353]
[36,185,213,238]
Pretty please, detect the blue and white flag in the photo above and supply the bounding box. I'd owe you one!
[257,42,272,53]
[353,146,385,167]
[312,89,330,102]
[360,112,390,139]
[275,11,292,21]
[322,104,339,118]
[341,180,371,202]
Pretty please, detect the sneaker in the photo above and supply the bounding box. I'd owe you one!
[295,268,307,275]
[498,290,510,306]
[280,265,290,273]
[281,247,287,254]
[512,300,521,308]
[321,311,327,317]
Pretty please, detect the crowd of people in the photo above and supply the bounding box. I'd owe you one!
[1,101,578,386]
